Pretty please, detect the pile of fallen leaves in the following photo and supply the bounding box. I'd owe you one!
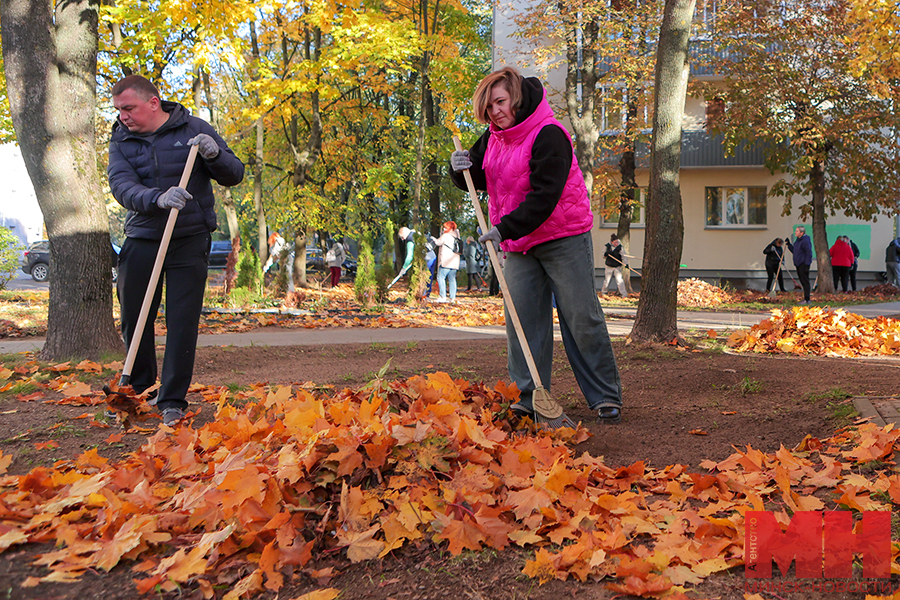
[676,278,734,308]
[727,306,900,357]
[2,369,900,599]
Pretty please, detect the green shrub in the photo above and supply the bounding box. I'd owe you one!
[375,222,395,301]
[235,247,263,293]
[0,229,23,291]
[354,236,378,307]
[228,286,263,308]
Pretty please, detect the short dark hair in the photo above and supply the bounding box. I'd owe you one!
[111,75,160,101]
[610,233,619,241]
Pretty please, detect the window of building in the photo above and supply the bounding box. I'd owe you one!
[602,188,645,225]
[705,186,767,227]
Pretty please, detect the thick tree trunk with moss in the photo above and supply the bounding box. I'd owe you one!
[630,0,696,344]
[1,0,122,360]
[809,157,834,294]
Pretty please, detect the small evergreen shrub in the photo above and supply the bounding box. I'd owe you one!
[375,221,395,302]
[0,229,23,291]
[354,236,378,307]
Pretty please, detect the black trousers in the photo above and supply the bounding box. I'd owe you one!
[117,232,210,411]
[832,265,850,292]
[765,262,785,292]
[796,264,811,301]
[849,263,857,291]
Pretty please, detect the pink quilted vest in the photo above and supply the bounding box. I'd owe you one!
[483,92,594,253]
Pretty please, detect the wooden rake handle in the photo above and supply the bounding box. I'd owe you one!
[452,136,543,389]
[120,144,199,384]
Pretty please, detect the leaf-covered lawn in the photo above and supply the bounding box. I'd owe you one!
[0,362,899,599]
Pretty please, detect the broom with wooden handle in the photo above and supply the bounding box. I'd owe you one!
[119,144,199,387]
[452,137,575,429]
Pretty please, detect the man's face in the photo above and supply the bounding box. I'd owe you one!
[113,88,160,133]
[795,227,804,238]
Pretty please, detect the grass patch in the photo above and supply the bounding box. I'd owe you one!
[734,376,763,396]
[805,388,852,404]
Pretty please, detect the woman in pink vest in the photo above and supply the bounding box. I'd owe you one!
[449,67,623,424]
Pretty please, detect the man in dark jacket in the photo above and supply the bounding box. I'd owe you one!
[887,237,900,288]
[108,75,244,426]
[762,238,786,293]
[786,225,813,303]
[602,234,628,296]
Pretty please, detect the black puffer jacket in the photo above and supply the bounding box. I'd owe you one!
[604,242,624,268]
[108,101,245,240]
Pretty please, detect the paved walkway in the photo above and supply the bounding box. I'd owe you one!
[2,301,899,355]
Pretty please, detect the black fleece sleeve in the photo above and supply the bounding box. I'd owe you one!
[449,130,490,192]
[495,124,572,242]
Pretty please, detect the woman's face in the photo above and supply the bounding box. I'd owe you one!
[487,83,515,130]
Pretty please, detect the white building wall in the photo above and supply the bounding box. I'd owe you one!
[0,143,43,249]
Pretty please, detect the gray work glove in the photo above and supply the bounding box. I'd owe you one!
[450,150,472,172]
[188,133,220,160]
[478,226,502,251]
[157,186,192,211]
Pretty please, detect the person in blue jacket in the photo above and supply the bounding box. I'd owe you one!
[108,75,245,426]
[786,226,813,303]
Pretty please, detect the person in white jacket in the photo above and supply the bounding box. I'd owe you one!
[326,240,346,288]
[432,221,462,302]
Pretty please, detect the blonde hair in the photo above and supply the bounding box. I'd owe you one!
[472,67,523,125]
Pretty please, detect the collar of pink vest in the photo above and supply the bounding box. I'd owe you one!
[489,91,554,143]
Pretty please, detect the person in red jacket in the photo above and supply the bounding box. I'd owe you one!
[829,236,854,292]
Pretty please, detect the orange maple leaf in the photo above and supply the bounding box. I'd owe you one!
[522,547,558,584]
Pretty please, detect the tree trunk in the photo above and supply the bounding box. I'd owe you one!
[617,95,639,295]
[425,75,440,237]
[1,0,122,360]
[200,66,239,240]
[564,13,599,198]
[249,21,268,265]
[411,53,428,229]
[631,0,695,344]
[809,157,834,294]
[255,117,268,265]
[292,229,309,288]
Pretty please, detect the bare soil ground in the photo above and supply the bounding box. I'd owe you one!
[1,335,899,600]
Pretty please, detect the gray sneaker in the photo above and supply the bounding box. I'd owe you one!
[162,408,185,426]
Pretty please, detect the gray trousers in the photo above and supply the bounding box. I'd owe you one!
[503,233,622,412]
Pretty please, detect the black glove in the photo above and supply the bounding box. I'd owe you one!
[188,133,220,159]
[450,150,472,172]
[157,186,192,210]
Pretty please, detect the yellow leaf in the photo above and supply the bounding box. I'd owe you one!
[290,589,341,600]
[0,450,12,474]
[0,529,27,550]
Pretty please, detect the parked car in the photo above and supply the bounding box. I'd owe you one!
[208,240,232,269]
[21,240,120,282]
[305,247,326,272]
[342,255,357,277]
[21,240,49,282]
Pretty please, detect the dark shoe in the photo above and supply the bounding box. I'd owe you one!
[597,406,621,424]
[162,408,185,426]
